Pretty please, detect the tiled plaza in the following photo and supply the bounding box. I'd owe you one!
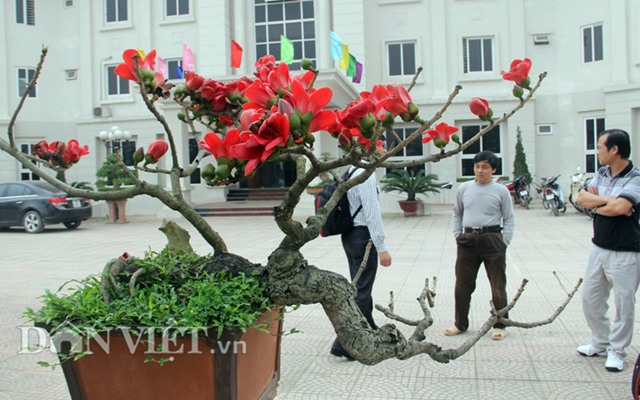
[0,201,636,399]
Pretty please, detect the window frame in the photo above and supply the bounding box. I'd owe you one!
[165,0,191,17]
[582,23,604,64]
[165,58,185,80]
[386,40,417,78]
[462,36,495,75]
[104,64,132,101]
[104,0,129,25]
[253,0,317,72]
[584,117,605,173]
[19,143,41,181]
[459,123,503,177]
[17,67,37,98]
[384,125,425,176]
[16,0,35,26]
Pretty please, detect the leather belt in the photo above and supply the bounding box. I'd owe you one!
[464,225,502,234]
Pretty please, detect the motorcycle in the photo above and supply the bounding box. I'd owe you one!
[543,175,567,216]
[504,175,531,209]
[569,168,594,218]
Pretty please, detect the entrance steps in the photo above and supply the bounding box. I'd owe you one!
[195,188,287,217]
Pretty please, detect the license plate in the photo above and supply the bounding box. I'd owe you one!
[72,200,81,208]
[545,194,554,200]
[519,190,528,196]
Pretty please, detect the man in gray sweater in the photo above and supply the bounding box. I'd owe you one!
[444,150,515,340]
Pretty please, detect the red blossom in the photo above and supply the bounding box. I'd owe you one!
[422,122,459,145]
[501,58,532,86]
[340,98,375,129]
[288,81,336,133]
[200,129,241,161]
[185,71,205,91]
[231,112,290,175]
[384,84,412,116]
[114,49,157,83]
[62,140,89,165]
[254,55,277,82]
[469,97,490,117]
[243,80,277,110]
[145,140,169,164]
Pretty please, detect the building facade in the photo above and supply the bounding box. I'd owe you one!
[1,0,639,216]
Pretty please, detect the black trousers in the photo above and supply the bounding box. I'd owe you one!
[454,232,508,331]
[331,227,379,353]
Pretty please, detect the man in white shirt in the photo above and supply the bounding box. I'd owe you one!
[330,141,392,360]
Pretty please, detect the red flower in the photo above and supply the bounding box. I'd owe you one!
[340,98,375,129]
[243,80,277,110]
[231,112,290,175]
[360,85,390,117]
[218,115,234,127]
[114,49,157,83]
[384,84,412,116]
[198,79,228,112]
[468,97,494,122]
[422,123,459,146]
[144,140,169,165]
[200,129,241,161]
[185,71,205,91]
[288,81,336,133]
[33,140,50,160]
[254,55,277,82]
[62,140,89,165]
[501,58,532,87]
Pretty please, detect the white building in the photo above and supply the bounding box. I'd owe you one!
[1,0,639,216]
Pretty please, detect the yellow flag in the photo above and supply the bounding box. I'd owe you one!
[339,45,349,70]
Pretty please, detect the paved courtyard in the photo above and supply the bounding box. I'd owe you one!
[0,200,637,399]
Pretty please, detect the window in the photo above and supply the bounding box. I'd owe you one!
[460,124,502,176]
[105,140,136,166]
[167,59,184,80]
[20,143,40,181]
[166,0,189,16]
[106,0,128,23]
[463,37,493,73]
[16,0,35,25]
[189,138,201,184]
[583,24,603,63]
[17,68,36,98]
[385,126,424,176]
[585,117,605,173]
[388,42,416,76]
[254,0,316,71]
[64,0,74,7]
[537,125,553,135]
[106,65,130,97]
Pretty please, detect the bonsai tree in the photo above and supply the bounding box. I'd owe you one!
[95,153,138,190]
[381,169,441,201]
[513,126,532,184]
[2,48,582,384]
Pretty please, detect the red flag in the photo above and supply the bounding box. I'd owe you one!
[231,40,243,68]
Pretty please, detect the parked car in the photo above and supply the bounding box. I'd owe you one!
[0,181,92,233]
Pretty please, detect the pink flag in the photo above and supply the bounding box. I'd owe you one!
[182,44,194,73]
[156,57,168,79]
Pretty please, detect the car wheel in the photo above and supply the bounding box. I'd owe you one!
[63,221,82,230]
[23,210,44,233]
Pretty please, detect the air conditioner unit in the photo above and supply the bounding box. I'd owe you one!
[93,106,112,118]
[533,34,550,45]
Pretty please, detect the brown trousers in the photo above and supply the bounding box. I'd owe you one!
[454,232,508,331]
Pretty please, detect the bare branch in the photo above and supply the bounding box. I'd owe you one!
[352,240,373,288]
[8,47,48,149]
[407,66,424,93]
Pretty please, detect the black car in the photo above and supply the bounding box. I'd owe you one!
[0,181,92,233]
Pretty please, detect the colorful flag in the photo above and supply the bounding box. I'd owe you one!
[231,40,243,68]
[156,57,168,79]
[339,45,349,70]
[281,35,294,64]
[182,44,194,73]
[353,61,363,84]
[176,65,183,79]
[347,54,357,77]
[330,31,342,60]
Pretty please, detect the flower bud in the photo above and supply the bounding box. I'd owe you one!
[144,140,169,165]
[289,113,301,131]
[300,111,313,126]
[132,147,145,165]
[519,77,531,90]
[512,85,524,100]
[360,128,374,139]
[305,134,316,145]
[177,112,185,121]
[382,112,395,129]
[215,164,230,179]
[300,58,314,71]
[451,134,461,145]
[359,114,376,131]
[338,133,350,146]
[201,163,216,180]
[408,102,419,119]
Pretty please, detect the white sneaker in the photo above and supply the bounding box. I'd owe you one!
[605,350,624,372]
[577,344,605,357]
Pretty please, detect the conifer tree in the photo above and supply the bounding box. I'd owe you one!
[513,126,531,184]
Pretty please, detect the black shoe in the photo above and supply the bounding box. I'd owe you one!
[330,347,355,361]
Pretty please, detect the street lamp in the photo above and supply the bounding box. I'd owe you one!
[99,126,133,156]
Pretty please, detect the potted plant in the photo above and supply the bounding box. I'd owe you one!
[95,153,138,223]
[1,48,581,399]
[381,170,441,217]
